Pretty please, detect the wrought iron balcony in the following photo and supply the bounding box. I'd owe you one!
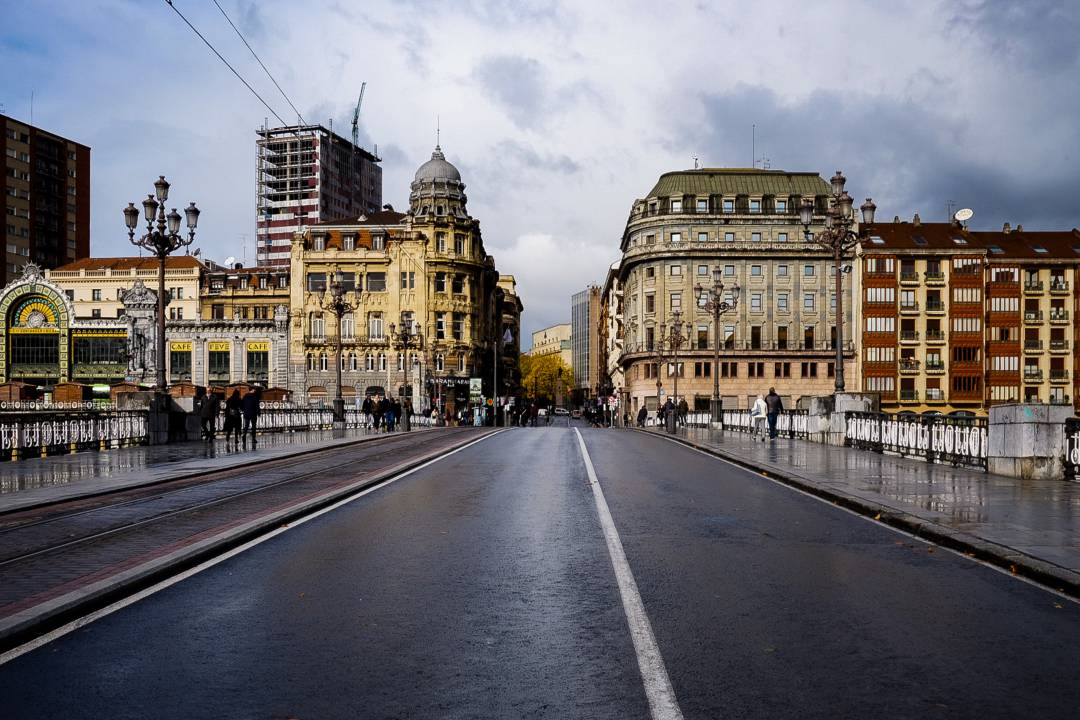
[925,361,945,373]
[925,329,946,343]
[1050,369,1070,383]
[899,389,919,401]
[899,359,920,373]
[899,302,920,313]
[1049,310,1070,323]
[899,270,919,283]
[926,388,945,401]
[1024,340,1043,352]
[924,271,945,284]
[1051,339,1071,352]
[1024,311,1044,323]
[304,334,389,346]
[899,330,919,342]
[1050,280,1070,293]
[1023,369,1044,382]
[925,300,945,313]
[1024,281,1044,293]
[1050,394,1072,405]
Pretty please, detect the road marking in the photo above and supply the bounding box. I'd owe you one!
[574,428,684,720]
[651,431,1080,605]
[0,430,504,666]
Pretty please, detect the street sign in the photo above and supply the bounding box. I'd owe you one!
[469,378,482,403]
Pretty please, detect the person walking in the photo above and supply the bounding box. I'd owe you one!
[362,396,374,430]
[223,389,242,445]
[765,387,784,440]
[636,405,647,428]
[677,397,689,427]
[402,398,412,431]
[199,391,220,440]
[241,386,262,446]
[750,394,768,442]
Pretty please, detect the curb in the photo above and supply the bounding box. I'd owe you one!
[643,428,1080,600]
[0,428,500,653]
[0,427,443,516]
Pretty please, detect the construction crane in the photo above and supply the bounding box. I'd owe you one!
[351,82,366,148]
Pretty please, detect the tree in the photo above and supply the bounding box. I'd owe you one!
[519,353,572,405]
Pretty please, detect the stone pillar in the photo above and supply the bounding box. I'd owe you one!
[987,403,1072,480]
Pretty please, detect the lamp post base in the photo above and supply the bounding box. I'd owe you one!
[710,397,723,426]
[332,396,346,424]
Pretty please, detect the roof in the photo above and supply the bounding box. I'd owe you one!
[51,256,204,272]
[862,222,1080,259]
[414,145,461,183]
[646,168,830,199]
[311,210,407,228]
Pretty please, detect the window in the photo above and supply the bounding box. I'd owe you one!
[776,200,787,212]
[92,289,102,301]
[953,346,981,363]
[434,272,446,293]
[747,361,765,377]
[310,312,325,338]
[209,348,231,380]
[669,265,682,276]
[435,354,445,371]
[435,313,446,340]
[671,199,682,212]
[279,275,288,288]
[258,276,268,289]
[804,265,815,277]
[457,354,466,372]
[777,294,788,312]
[170,348,192,380]
[92,308,102,319]
[723,199,734,212]
[800,362,817,378]
[724,265,735,276]
[436,233,447,253]
[694,361,711,377]
[951,317,982,333]
[990,296,1018,312]
[696,199,708,213]
[696,325,708,349]
[366,354,375,372]
[724,325,735,349]
[367,312,385,339]
[64,289,74,301]
[720,361,738,377]
[343,234,355,251]
[670,232,682,244]
[866,287,895,303]
[453,313,465,341]
[866,257,894,274]
[645,327,655,350]
[804,326,815,349]
[751,232,761,242]
[750,199,761,213]
[452,274,465,294]
[379,353,387,371]
[775,362,791,378]
[865,346,896,362]
[724,232,735,242]
[777,264,788,277]
[372,234,385,251]
[645,267,655,279]
[803,293,815,310]
[400,271,415,290]
[670,292,682,309]
[211,304,225,320]
[864,376,895,392]
[307,272,327,292]
[992,356,1019,371]
[313,235,326,251]
[697,265,709,276]
[337,272,356,292]
[367,272,388,291]
[777,232,788,242]
[750,293,762,311]
[697,232,708,242]
[952,287,982,303]
[865,317,895,332]
[645,294,655,313]
[751,265,762,277]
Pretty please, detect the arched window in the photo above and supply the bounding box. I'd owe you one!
[458,354,466,372]
[397,354,405,371]
[307,354,316,371]
[350,354,358,371]
[341,312,355,340]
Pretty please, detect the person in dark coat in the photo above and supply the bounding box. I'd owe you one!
[241,387,262,445]
[765,387,784,439]
[377,396,390,432]
[199,392,220,440]
[677,398,689,426]
[224,389,242,444]
[636,405,648,427]
[401,398,412,431]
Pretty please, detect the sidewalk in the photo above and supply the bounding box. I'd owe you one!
[650,425,1080,596]
[0,426,418,513]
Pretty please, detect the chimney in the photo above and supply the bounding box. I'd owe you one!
[1016,224,1023,232]
[234,262,243,270]
[1003,222,1011,234]
[913,213,921,226]
[893,215,901,223]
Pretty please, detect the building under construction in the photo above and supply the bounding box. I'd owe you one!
[256,124,382,265]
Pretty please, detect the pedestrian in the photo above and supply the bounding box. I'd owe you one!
[678,397,689,427]
[199,391,220,440]
[224,389,242,445]
[663,397,675,428]
[362,396,375,430]
[637,405,647,428]
[402,398,412,431]
[241,386,262,446]
[750,394,768,442]
[373,396,385,431]
[765,386,784,440]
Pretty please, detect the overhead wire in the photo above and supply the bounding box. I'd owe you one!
[210,0,307,126]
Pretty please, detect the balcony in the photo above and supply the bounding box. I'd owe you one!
[1050,339,1071,352]
[899,271,919,284]
[925,329,946,343]
[899,330,919,343]
[924,271,945,285]
[1024,281,1044,293]
[899,302,920,314]
[926,388,945,402]
[899,389,919,402]
[1049,310,1070,324]
[304,334,390,346]
[1050,369,1070,383]
[1050,395,1072,406]
[1024,340,1043,352]
[899,359,920,374]
[1050,280,1070,294]
[925,361,946,374]
[1023,311,1043,324]
[925,300,945,313]
[1023,369,1043,382]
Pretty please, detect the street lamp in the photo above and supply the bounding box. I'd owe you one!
[799,171,875,393]
[124,177,199,392]
[320,270,357,424]
[695,267,740,423]
[389,312,423,426]
[652,311,689,432]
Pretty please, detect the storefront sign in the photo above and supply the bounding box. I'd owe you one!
[246,341,270,352]
[208,341,231,352]
[171,341,193,352]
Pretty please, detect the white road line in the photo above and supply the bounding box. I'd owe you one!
[0,430,504,666]
[574,428,684,720]
[652,431,1080,605]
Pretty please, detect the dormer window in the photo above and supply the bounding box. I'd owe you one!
[750,199,761,213]
[671,199,682,213]
[343,234,355,251]
[240,277,249,289]
[776,199,788,212]
[259,276,268,289]
[723,199,734,212]
[372,234,385,251]
[313,234,326,251]
[696,198,707,213]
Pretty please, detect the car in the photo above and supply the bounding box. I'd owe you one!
[554,407,569,416]
[537,408,548,417]
[570,409,582,419]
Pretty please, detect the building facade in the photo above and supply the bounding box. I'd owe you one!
[617,168,855,415]
[2,114,90,285]
[571,285,600,397]
[497,275,523,401]
[288,145,511,412]
[47,256,202,322]
[256,123,382,266]
[857,219,1080,414]
[528,323,572,368]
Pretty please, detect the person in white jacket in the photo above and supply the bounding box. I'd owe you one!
[750,394,769,441]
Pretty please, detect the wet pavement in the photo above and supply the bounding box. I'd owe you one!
[0,426,407,511]
[1,426,1077,719]
[661,425,1080,577]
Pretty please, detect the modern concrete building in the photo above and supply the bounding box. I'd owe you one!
[256,123,382,266]
[528,323,572,368]
[616,167,855,415]
[2,114,90,285]
[571,285,601,398]
[857,219,1080,414]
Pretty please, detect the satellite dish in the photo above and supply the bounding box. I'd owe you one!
[954,208,974,222]
[224,256,236,266]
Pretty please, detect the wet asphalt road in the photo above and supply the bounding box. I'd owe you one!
[2,426,1079,719]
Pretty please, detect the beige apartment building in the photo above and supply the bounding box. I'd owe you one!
[47,256,202,321]
[528,322,572,367]
[289,144,512,412]
[616,167,856,415]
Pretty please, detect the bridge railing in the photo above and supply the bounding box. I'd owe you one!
[845,411,988,470]
[0,410,150,459]
[717,409,809,438]
[1065,418,1080,480]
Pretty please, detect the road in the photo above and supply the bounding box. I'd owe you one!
[1,426,1078,719]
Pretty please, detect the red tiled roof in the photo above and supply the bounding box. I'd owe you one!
[51,256,205,272]
[861,223,1080,259]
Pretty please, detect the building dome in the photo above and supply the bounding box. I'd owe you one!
[414,145,461,183]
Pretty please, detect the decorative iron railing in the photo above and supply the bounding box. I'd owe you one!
[710,409,809,438]
[845,412,987,470]
[0,410,150,460]
[1065,418,1080,481]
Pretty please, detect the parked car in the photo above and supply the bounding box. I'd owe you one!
[537,408,548,418]
[570,409,582,419]
[554,407,569,416]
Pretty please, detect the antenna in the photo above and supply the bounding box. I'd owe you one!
[436,114,441,148]
[946,200,956,222]
[752,123,755,167]
[693,156,699,170]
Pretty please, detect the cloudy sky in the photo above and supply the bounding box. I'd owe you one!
[3,0,1078,345]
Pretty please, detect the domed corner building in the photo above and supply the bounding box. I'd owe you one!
[0,261,128,393]
[288,143,521,416]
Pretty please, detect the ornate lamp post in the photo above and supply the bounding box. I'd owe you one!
[664,310,689,432]
[389,313,423,418]
[695,268,740,423]
[799,171,876,393]
[123,176,199,392]
[320,270,357,424]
